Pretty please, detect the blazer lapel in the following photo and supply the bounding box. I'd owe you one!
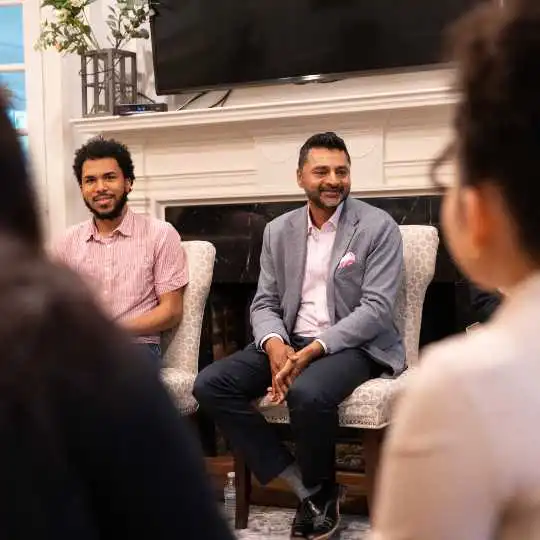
[327,201,358,324]
[284,208,308,332]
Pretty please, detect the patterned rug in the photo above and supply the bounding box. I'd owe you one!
[232,506,370,539]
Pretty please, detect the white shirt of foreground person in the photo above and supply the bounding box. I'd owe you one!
[371,272,540,540]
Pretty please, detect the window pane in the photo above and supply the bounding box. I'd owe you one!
[0,71,26,130]
[0,5,24,64]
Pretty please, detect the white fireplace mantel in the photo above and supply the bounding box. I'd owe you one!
[71,71,455,218]
[71,86,456,135]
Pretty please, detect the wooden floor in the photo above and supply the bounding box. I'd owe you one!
[205,456,370,515]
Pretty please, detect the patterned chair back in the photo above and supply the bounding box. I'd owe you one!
[394,226,439,368]
[161,241,216,373]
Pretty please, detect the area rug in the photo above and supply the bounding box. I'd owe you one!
[233,506,370,539]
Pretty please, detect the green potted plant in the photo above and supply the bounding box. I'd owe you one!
[36,0,156,116]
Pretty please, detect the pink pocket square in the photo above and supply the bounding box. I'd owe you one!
[338,251,356,269]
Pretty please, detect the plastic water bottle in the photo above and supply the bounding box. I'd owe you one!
[223,471,236,526]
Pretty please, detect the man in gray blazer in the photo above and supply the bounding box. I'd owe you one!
[194,132,404,539]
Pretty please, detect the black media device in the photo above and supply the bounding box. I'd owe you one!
[113,103,168,116]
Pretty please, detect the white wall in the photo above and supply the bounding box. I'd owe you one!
[34,6,454,240]
[26,3,89,241]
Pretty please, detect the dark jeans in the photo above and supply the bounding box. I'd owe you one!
[193,337,374,488]
[137,343,162,367]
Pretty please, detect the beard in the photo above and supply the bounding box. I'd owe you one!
[85,191,129,221]
[307,185,350,210]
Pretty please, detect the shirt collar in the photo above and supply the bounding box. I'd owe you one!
[115,207,135,237]
[84,207,134,241]
[307,201,344,233]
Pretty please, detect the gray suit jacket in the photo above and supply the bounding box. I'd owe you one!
[250,198,405,375]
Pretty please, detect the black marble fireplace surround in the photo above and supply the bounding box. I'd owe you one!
[166,195,475,376]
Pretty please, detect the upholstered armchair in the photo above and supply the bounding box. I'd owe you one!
[160,240,216,416]
[234,225,439,528]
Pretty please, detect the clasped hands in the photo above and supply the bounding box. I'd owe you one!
[264,338,324,404]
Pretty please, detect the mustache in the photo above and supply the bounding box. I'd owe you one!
[84,191,129,221]
[319,186,344,193]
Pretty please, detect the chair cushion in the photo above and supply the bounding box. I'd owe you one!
[337,376,408,428]
[161,368,198,416]
[259,372,411,429]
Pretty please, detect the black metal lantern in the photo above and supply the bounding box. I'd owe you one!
[80,48,137,116]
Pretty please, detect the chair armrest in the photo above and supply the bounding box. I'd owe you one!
[160,367,198,416]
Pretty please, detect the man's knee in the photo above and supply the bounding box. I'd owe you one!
[193,363,224,406]
[287,380,329,412]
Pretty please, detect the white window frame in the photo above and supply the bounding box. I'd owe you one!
[0,0,48,229]
[0,0,27,136]
[2,1,103,239]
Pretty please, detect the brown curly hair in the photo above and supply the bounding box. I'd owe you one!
[441,0,540,261]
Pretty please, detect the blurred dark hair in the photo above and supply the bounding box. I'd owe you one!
[73,136,135,185]
[0,235,136,396]
[0,233,149,534]
[298,132,351,169]
[0,88,42,249]
[0,235,112,385]
[435,0,540,261]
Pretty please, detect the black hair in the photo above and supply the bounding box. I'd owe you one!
[298,132,351,170]
[73,136,135,185]
[435,0,540,261]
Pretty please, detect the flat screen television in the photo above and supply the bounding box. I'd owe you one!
[150,0,491,95]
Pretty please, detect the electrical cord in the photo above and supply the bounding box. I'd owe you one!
[137,91,157,104]
[176,91,209,110]
[209,89,233,108]
[172,89,233,111]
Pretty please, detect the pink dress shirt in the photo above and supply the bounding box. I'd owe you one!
[51,208,189,344]
[261,203,343,351]
[293,203,343,338]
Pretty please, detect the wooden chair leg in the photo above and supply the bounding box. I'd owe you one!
[363,428,385,518]
[233,452,252,529]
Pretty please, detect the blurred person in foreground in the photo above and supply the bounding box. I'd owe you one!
[0,90,233,539]
[371,1,540,539]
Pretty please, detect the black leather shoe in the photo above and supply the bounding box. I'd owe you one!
[308,483,344,540]
[290,496,321,538]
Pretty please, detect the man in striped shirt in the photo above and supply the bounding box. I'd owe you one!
[52,137,189,363]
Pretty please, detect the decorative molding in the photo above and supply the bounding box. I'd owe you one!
[139,169,258,187]
[385,160,434,187]
[126,196,149,215]
[69,72,455,218]
[71,86,457,136]
[385,159,454,187]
